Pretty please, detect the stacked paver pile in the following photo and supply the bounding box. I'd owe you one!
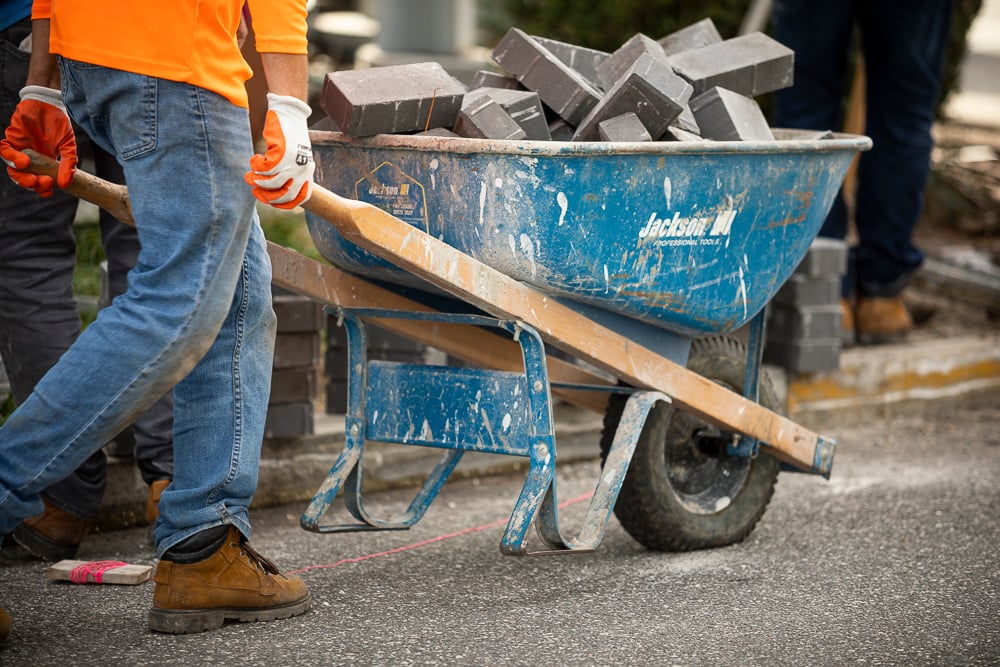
[764,238,850,374]
[265,290,324,438]
[315,19,847,376]
[319,18,798,143]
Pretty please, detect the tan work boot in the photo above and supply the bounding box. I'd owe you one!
[148,526,311,633]
[146,479,170,525]
[12,499,93,561]
[855,295,912,345]
[0,606,10,642]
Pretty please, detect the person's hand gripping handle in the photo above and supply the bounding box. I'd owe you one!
[245,93,314,209]
[1,85,77,197]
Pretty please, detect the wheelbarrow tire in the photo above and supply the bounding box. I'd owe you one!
[600,335,780,552]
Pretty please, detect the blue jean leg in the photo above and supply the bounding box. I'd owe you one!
[155,223,274,552]
[772,0,858,244]
[94,147,175,485]
[773,0,953,296]
[0,63,275,553]
[854,0,953,295]
[1,19,107,518]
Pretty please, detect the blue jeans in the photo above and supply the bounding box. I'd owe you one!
[0,61,276,556]
[772,0,954,297]
[1,19,174,520]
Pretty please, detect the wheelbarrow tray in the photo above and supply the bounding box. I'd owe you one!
[307,130,870,336]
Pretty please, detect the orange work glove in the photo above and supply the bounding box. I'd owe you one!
[245,93,314,209]
[0,85,77,197]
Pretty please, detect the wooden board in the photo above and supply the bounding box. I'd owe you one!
[47,560,152,585]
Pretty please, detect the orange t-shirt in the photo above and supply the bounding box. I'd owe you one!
[31,0,307,107]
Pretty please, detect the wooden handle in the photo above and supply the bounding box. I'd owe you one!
[24,148,353,232]
[23,146,352,230]
[22,149,134,226]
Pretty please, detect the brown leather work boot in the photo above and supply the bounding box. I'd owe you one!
[12,499,93,561]
[146,479,170,525]
[148,525,311,634]
[855,295,913,345]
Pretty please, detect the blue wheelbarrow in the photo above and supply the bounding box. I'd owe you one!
[292,129,871,555]
[21,128,871,556]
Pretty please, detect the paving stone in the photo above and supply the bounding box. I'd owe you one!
[772,274,842,307]
[469,70,524,91]
[598,112,652,142]
[269,367,317,405]
[273,332,321,369]
[264,402,315,439]
[671,104,701,134]
[476,87,551,140]
[454,92,528,140]
[548,117,575,141]
[595,33,672,91]
[795,237,849,278]
[532,35,610,90]
[763,337,841,374]
[767,304,843,340]
[321,61,466,137]
[423,127,460,137]
[665,126,706,142]
[689,86,773,141]
[273,295,324,333]
[657,17,723,56]
[492,28,603,126]
[671,32,794,97]
[802,129,836,140]
[573,53,692,141]
[309,116,340,132]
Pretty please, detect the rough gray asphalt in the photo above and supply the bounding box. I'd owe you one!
[1,392,998,666]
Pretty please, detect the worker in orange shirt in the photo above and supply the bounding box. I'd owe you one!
[0,0,314,635]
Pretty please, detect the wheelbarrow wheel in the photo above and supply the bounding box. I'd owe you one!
[600,335,780,552]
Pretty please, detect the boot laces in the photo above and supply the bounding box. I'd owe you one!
[237,539,282,577]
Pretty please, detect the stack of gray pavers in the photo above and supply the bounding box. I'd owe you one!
[318,18,796,143]
[763,238,849,374]
[265,289,325,438]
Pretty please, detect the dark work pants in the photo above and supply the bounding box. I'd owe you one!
[772,0,954,297]
[0,19,173,519]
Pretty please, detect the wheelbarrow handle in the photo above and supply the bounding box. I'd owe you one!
[23,149,135,226]
[21,148,363,233]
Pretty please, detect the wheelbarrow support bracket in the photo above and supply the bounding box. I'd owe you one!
[300,307,668,555]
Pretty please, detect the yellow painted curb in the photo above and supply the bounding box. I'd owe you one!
[788,333,1000,415]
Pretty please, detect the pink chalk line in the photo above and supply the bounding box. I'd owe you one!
[288,490,594,575]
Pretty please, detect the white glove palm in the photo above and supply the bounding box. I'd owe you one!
[245,93,314,209]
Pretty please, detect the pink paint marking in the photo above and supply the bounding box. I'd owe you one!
[69,560,128,584]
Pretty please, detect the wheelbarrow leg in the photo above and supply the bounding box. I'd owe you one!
[516,390,671,555]
[301,311,468,533]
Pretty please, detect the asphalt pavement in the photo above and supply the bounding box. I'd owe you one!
[1,388,997,666]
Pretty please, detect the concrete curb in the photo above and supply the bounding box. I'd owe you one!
[787,333,1000,426]
[94,332,1000,532]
